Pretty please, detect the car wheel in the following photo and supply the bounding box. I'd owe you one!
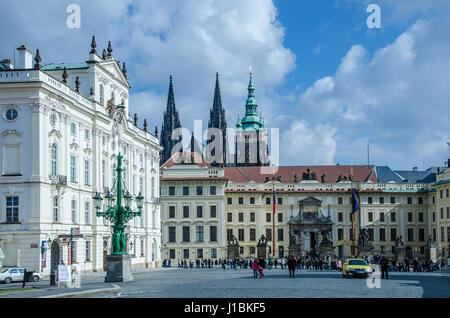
[4,277,12,284]
[33,275,39,282]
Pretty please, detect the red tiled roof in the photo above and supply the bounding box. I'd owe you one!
[161,151,212,169]
[224,165,376,183]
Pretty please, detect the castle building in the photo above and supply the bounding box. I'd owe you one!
[0,37,162,273]
[159,70,450,262]
[159,76,182,166]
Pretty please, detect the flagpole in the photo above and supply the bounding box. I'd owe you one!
[272,178,276,259]
[351,185,355,257]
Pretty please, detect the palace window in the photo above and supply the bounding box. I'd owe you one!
[407,197,412,204]
[197,206,203,218]
[210,186,216,195]
[390,228,396,242]
[390,212,396,222]
[227,229,233,241]
[227,213,232,222]
[84,160,90,185]
[169,206,175,218]
[210,205,216,218]
[250,197,255,204]
[338,212,343,222]
[169,186,175,196]
[4,108,18,121]
[238,229,244,241]
[196,186,203,195]
[85,201,90,224]
[85,241,91,262]
[408,212,413,222]
[70,156,77,182]
[71,200,77,224]
[278,213,283,222]
[84,129,90,141]
[211,248,217,258]
[266,229,272,242]
[183,186,189,196]
[6,196,19,223]
[71,122,77,135]
[250,229,256,241]
[419,212,424,222]
[338,197,343,205]
[367,197,373,204]
[390,197,395,204]
[238,213,243,222]
[379,197,384,204]
[51,143,58,175]
[380,212,385,222]
[99,84,104,105]
[169,249,175,259]
[419,228,425,242]
[210,226,217,242]
[277,228,284,241]
[183,249,189,259]
[227,198,232,205]
[250,212,255,222]
[168,227,176,242]
[278,197,283,205]
[238,197,243,205]
[53,197,59,222]
[379,228,386,241]
[407,228,414,241]
[368,212,373,222]
[418,197,423,205]
[182,226,190,242]
[266,197,271,205]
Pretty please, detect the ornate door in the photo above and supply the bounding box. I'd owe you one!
[50,240,60,273]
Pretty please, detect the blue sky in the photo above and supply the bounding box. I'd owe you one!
[1,0,449,169]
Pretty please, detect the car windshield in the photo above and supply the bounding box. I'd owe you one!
[348,260,367,266]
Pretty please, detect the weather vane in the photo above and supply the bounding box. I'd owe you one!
[249,65,253,76]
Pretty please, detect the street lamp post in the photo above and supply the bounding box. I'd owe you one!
[93,152,144,282]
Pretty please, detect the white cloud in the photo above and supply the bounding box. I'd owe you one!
[281,121,337,165]
[293,17,450,169]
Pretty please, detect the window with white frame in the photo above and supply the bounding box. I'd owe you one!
[51,143,57,175]
[70,122,77,135]
[71,199,77,224]
[84,160,90,185]
[99,84,104,105]
[6,196,19,223]
[85,241,91,262]
[70,156,77,182]
[151,177,155,199]
[85,201,90,224]
[139,176,143,194]
[102,159,106,190]
[152,210,156,228]
[84,129,90,141]
[53,197,59,222]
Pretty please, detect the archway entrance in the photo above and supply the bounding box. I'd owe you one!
[50,240,60,273]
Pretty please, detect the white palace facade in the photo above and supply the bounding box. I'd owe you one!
[0,38,162,274]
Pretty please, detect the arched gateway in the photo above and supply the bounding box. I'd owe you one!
[288,197,334,258]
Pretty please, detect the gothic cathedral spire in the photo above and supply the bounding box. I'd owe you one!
[207,73,228,166]
[160,75,182,165]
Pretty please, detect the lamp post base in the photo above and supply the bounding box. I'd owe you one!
[105,254,133,283]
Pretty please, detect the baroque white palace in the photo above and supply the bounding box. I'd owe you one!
[0,38,162,274]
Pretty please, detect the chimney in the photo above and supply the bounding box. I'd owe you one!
[0,59,14,70]
[16,45,33,69]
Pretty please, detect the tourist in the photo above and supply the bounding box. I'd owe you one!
[337,259,342,271]
[252,258,258,279]
[380,256,389,279]
[287,255,297,278]
[258,257,265,278]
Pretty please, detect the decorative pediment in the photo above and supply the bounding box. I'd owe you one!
[48,129,62,139]
[44,93,66,112]
[69,142,79,151]
[2,129,23,137]
[100,61,129,88]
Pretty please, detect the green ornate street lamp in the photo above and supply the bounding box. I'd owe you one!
[93,152,144,255]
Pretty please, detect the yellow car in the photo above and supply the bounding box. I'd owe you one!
[342,258,372,278]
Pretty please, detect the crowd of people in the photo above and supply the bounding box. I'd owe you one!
[161,255,448,277]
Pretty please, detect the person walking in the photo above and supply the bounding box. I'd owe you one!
[380,256,389,279]
[337,259,342,271]
[258,257,265,278]
[287,255,297,278]
[252,258,258,279]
